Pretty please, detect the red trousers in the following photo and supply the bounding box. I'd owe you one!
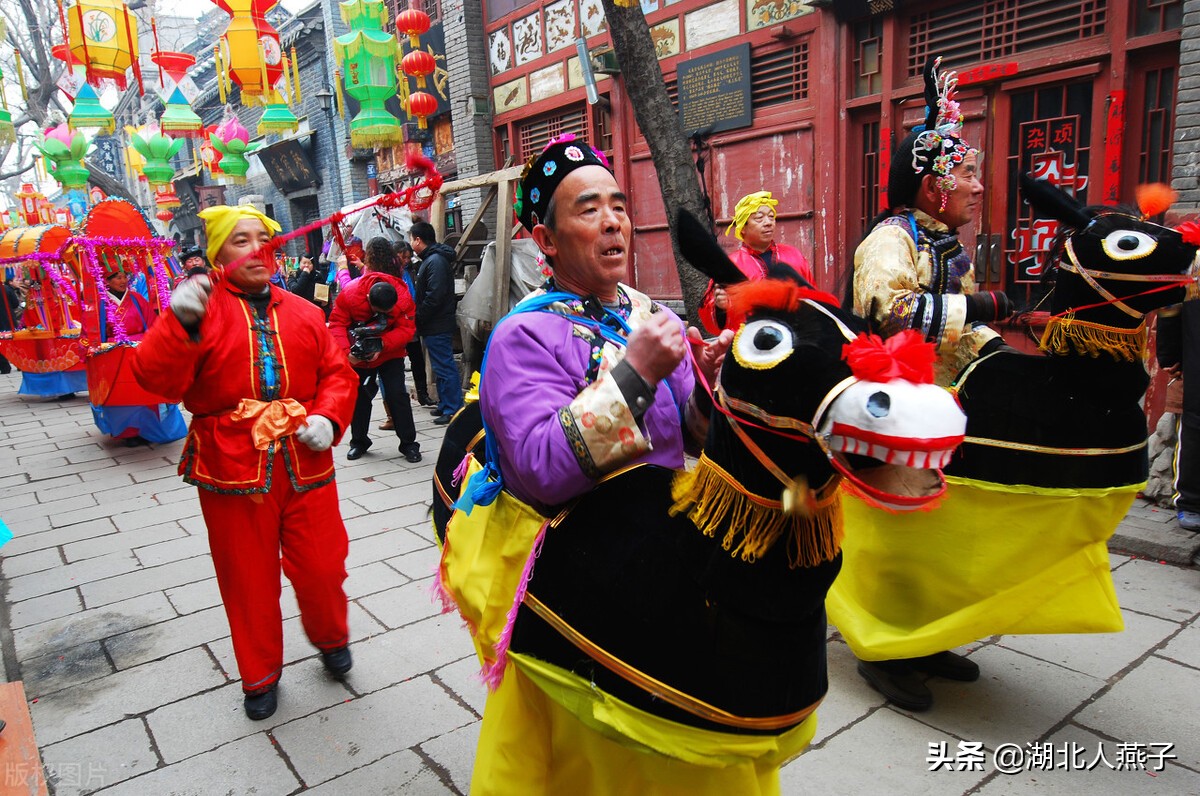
[198,462,349,694]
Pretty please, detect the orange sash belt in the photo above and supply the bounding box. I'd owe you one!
[230,398,308,450]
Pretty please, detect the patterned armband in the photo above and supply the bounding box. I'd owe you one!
[558,369,650,478]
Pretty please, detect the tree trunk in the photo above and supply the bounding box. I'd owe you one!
[599,1,710,324]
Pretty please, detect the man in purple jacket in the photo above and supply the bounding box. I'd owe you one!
[478,135,731,514]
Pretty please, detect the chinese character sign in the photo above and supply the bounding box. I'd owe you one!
[1009,115,1089,283]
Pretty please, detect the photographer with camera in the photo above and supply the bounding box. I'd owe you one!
[328,237,421,463]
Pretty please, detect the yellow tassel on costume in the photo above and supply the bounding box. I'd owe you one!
[669,455,843,569]
[1039,315,1146,361]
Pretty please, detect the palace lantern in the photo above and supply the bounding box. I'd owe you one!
[333,0,404,147]
[64,0,143,92]
[212,0,287,106]
[15,183,47,226]
[35,123,91,191]
[68,82,116,134]
[159,87,204,138]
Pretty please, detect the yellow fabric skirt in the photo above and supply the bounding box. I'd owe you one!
[827,477,1133,661]
[470,653,818,796]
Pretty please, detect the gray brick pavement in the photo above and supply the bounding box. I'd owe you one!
[2,374,1200,794]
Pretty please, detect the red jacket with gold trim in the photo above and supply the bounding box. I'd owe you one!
[132,282,357,494]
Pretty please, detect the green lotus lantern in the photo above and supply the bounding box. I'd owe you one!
[333,0,404,147]
[128,125,186,188]
[35,123,91,191]
[209,112,260,184]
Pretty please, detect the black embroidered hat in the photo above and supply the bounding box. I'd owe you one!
[515,134,612,232]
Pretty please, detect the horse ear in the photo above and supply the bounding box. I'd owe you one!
[1019,173,1092,229]
[676,209,747,286]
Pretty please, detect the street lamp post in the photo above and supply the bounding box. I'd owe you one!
[314,87,346,210]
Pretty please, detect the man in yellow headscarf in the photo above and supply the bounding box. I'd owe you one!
[133,205,358,722]
[698,191,814,335]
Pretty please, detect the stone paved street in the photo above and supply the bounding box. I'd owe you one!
[2,372,1200,795]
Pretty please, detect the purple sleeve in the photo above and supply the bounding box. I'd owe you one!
[480,315,598,508]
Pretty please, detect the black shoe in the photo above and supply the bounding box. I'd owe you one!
[244,686,278,720]
[429,407,443,416]
[907,650,980,682]
[122,435,150,448]
[856,660,933,711]
[417,393,435,407]
[400,442,422,463]
[55,393,77,401]
[432,414,451,426]
[346,440,372,460]
[321,646,353,679]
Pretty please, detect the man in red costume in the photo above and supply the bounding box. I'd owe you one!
[698,190,814,335]
[133,205,357,721]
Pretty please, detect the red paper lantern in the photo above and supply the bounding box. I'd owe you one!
[407,90,437,129]
[156,208,174,222]
[401,48,436,90]
[396,8,430,47]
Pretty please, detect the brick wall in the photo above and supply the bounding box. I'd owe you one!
[1173,0,1200,215]
[444,0,498,225]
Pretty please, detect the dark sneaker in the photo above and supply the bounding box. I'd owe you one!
[400,443,422,463]
[321,646,353,679]
[907,650,980,682]
[856,660,933,711]
[430,407,444,416]
[432,414,451,426]
[244,686,278,720]
[1178,511,1200,532]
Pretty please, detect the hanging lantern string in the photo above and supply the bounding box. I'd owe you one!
[290,46,302,104]
[217,153,443,280]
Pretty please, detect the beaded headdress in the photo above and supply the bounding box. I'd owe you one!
[910,57,977,211]
[515,133,612,232]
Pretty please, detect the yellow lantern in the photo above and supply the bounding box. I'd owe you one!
[65,0,142,92]
[213,0,287,106]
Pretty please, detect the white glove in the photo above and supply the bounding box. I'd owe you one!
[170,274,212,325]
[295,415,334,451]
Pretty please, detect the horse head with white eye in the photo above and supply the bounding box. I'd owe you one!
[430,209,968,778]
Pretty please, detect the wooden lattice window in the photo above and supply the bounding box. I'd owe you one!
[908,0,1106,77]
[752,41,810,109]
[853,17,884,98]
[1136,66,1176,185]
[860,118,881,233]
[1134,0,1183,35]
[515,105,587,161]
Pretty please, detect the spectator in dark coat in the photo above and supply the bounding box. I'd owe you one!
[1157,303,1200,531]
[393,239,432,407]
[410,221,462,424]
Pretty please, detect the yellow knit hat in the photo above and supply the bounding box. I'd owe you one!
[198,205,282,265]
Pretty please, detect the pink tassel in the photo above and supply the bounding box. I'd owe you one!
[428,564,458,615]
[480,520,549,690]
[452,454,472,487]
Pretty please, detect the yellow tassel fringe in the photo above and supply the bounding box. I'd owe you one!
[669,455,843,569]
[1039,315,1146,361]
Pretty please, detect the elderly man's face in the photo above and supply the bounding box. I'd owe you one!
[534,165,630,300]
[741,207,776,252]
[105,271,129,295]
[183,255,204,270]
